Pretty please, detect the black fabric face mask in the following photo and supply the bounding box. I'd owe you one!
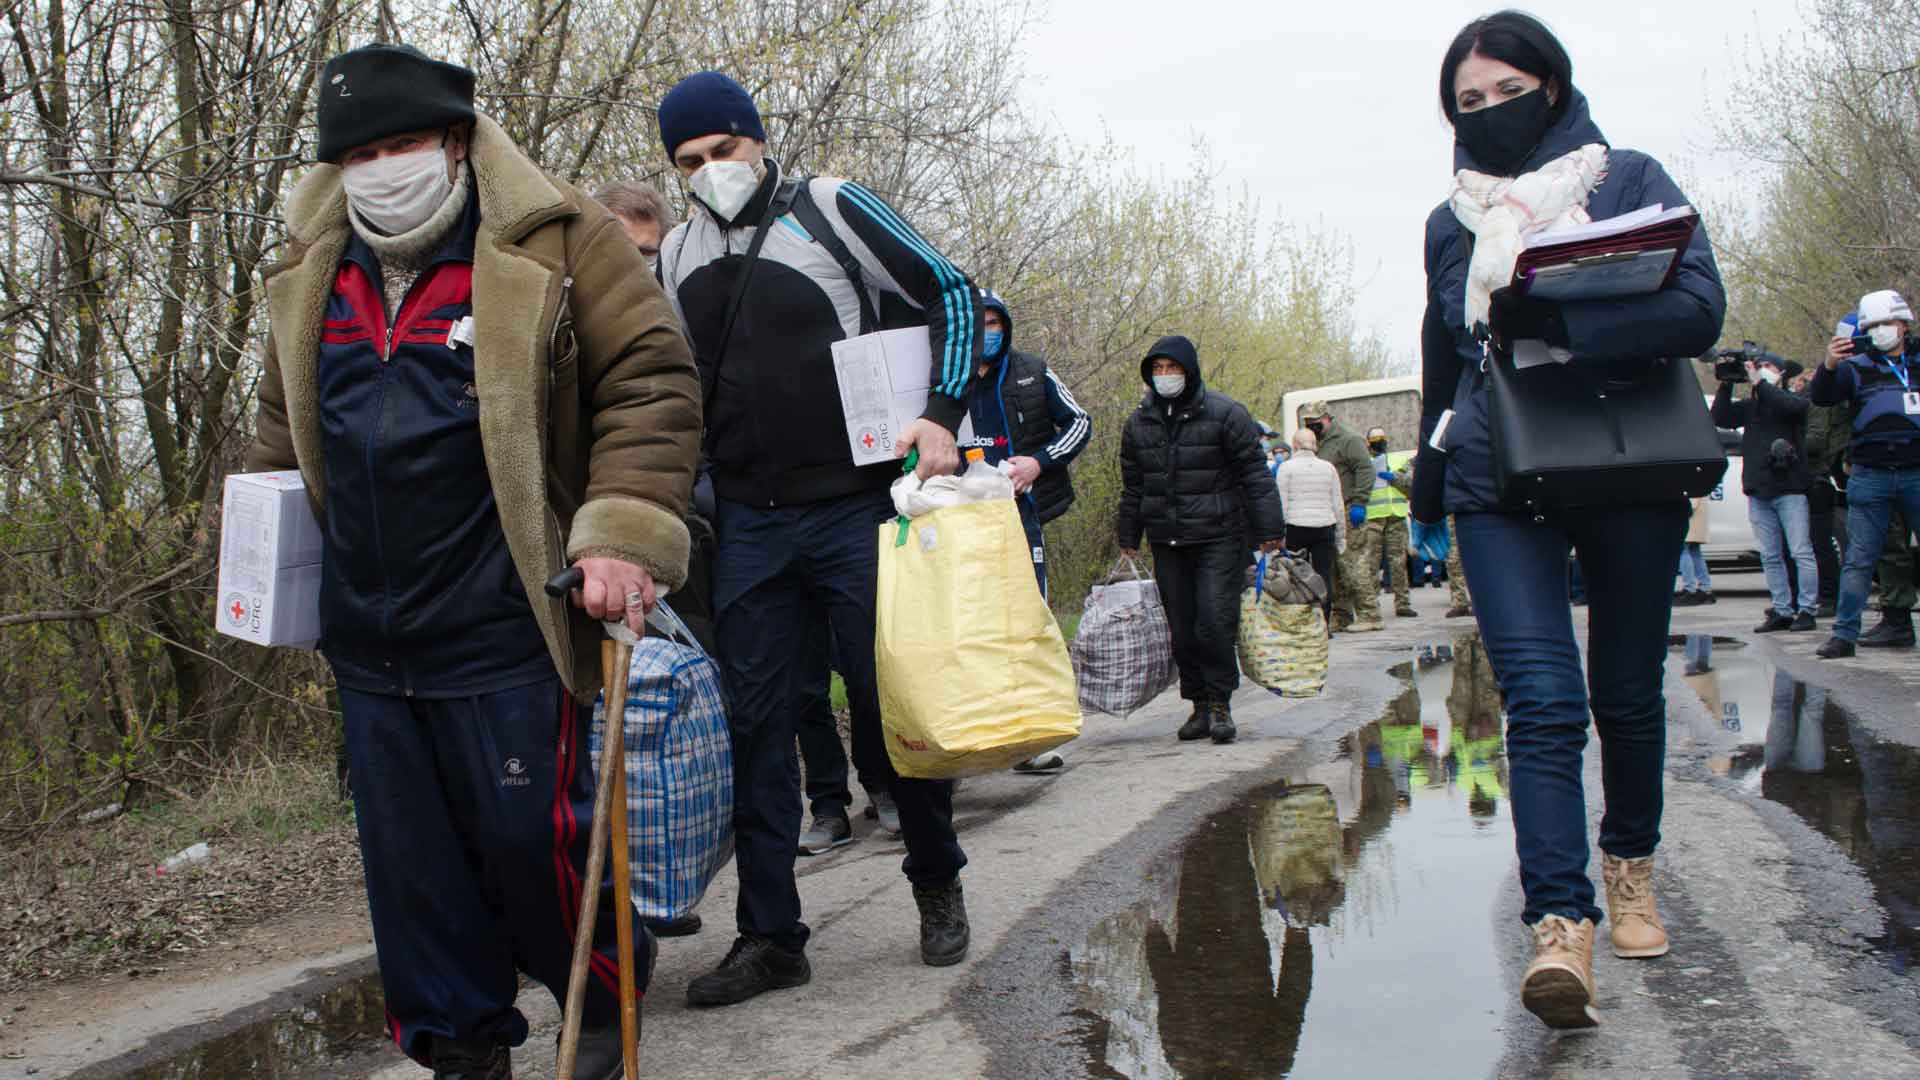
[1454,88,1554,175]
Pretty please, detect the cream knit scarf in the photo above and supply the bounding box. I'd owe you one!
[1448,144,1608,330]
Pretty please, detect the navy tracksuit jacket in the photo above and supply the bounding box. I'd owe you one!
[318,194,645,1064]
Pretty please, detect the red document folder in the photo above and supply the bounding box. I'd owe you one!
[1512,204,1700,302]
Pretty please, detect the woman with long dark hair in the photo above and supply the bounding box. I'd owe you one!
[1412,10,1726,1028]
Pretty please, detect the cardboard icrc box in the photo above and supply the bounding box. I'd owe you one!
[215,472,322,648]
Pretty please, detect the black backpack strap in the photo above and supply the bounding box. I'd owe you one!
[788,179,879,334]
[704,178,802,399]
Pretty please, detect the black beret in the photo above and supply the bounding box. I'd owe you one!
[317,44,476,163]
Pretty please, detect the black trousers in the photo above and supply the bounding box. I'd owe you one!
[1285,524,1338,621]
[1152,538,1248,702]
[1804,481,1841,606]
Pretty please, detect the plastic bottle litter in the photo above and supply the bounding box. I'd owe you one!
[956,448,1015,501]
[157,841,211,875]
[891,448,1015,518]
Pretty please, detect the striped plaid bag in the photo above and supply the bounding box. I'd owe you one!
[589,603,733,924]
[1070,556,1177,716]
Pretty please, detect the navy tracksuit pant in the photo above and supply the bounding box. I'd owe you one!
[339,674,649,1064]
[712,488,969,953]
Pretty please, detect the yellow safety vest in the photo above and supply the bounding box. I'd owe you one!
[1366,449,1414,521]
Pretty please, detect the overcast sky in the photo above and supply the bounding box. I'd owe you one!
[1018,0,1806,365]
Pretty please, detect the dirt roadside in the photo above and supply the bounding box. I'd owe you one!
[2,891,374,1078]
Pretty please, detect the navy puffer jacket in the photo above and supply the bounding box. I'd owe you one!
[1414,91,1727,520]
[1116,335,1285,549]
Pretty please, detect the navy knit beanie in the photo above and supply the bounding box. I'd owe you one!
[316,44,476,163]
[658,71,766,156]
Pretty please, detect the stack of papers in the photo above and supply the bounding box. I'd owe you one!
[831,327,974,467]
[1514,204,1698,303]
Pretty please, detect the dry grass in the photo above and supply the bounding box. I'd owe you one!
[1,754,360,991]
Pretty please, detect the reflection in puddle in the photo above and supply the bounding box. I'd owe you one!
[120,971,388,1080]
[1074,637,1511,1078]
[1674,634,1919,975]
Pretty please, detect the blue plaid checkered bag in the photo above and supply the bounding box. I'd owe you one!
[589,602,733,923]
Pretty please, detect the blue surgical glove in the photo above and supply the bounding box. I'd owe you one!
[1411,519,1450,563]
[1377,470,1396,482]
[1349,505,1366,528]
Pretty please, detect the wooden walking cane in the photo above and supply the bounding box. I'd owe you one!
[546,569,642,1079]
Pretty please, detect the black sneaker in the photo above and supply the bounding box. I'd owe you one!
[1790,612,1817,632]
[912,878,970,966]
[1177,703,1211,741]
[565,927,656,1079]
[686,935,811,1007]
[642,912,702,937]
[430,1037,509,1080]
[1698,590,1717,605]
[1859,609,1916,648]
[1754,611,1794,633]
[1672,592,1700,607]
[1815,637,1856,660]
[1209,701,1237,744]
[1818,600,1837,619]
[797,812,853,855]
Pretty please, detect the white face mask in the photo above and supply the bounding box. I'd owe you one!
[1152,373,1186,398]
[1755,366,1781,385]
[342,145,454,236]
[689,160,760,224]
[1870,324,1904,353]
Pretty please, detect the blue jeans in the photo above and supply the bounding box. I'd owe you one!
[1678,542,1711,592]
[1456,502,1687,925]
[1749,493,1816,616]
[1835,466,1920,641]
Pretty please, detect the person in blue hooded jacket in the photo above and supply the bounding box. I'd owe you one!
[1411,10,1725,1031]
[962,289,1092,772]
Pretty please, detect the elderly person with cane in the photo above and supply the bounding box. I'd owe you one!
[245,44,699,1079]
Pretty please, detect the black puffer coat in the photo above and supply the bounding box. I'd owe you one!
[1116,335,1285,549]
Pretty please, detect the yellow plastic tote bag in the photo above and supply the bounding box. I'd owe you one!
[1237,553,1329,698]
[876,497,1081,778]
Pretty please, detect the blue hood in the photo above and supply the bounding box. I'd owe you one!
[980,287,1012,364]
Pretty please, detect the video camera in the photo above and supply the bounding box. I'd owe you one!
[1711,341,1766,384]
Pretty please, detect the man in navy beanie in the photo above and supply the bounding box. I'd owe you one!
[246,42,699,1080]
[654,70,983,1006]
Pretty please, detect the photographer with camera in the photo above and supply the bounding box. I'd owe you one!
[1711,345,1819,633]
[1812,289,1920,658]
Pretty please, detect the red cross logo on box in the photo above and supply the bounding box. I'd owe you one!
[860,429,878,450]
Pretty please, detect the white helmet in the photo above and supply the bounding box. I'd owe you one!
[1857,289,1914,328]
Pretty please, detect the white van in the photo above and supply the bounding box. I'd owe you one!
[1280,376,1422,448]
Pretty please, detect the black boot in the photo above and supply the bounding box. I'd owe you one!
[430,1037,510,1080]
[1815,636,1856,660]
[913,878,970,966]
[567,930,654,1079]
[686,934,811,1007]
[1754,611,1794,633]
[642,912,702,937]
[1177,702,1211,741]
[1209,700,1237,744]
[1859,607,1916,648]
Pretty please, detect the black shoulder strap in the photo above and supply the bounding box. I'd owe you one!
[705,179,801,397]
[788,179,879,334]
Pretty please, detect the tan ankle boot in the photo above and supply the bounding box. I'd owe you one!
[1521,914,1598,1029]
[1602,853,1670,958]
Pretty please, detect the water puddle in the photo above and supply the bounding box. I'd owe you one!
[1673,633,1920,974]
[1073,636,1512,1078]
[118,970,389,1079]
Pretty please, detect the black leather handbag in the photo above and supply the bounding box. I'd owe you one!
[1486,349,1727,511]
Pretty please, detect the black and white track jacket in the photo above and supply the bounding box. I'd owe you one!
[660,159,982,507]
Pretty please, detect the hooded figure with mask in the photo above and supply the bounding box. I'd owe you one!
[652,70,985,1006]
[246,44,700,1079]
[1813,288,1920,658]
[1116,336,1285,745]
[961,289,1092,772]
[1416,12,1725,1032]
